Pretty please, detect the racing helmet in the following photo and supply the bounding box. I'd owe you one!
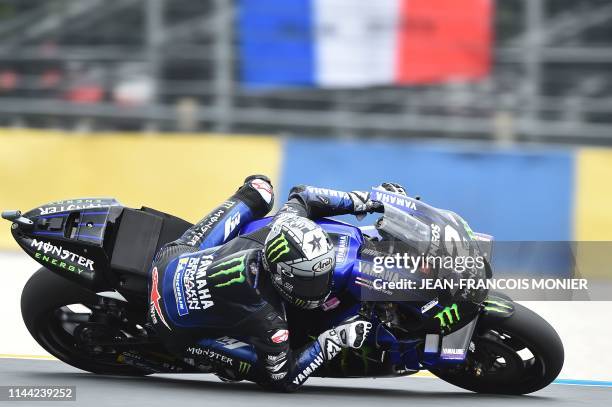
[263,215,335,309]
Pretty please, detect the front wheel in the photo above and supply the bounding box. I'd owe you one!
[430,302,564,394]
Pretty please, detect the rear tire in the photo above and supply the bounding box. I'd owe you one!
[430,302,564,394]
[21,268,149,376]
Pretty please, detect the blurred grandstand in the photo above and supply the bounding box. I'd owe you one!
[0,0,611,144]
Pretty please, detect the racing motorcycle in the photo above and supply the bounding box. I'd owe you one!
[3,190,564,395]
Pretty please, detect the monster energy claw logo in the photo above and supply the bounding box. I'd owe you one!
[238,361,251,374]
[483,298,513,313]
[209,254,246,288]
[266,232,290,262]
[434,303,460,328]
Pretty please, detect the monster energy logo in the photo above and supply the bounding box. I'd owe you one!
[294,299,305,307]
[238,361,251,374]
[483,298,513,314]
[209,254,246,288]
[266,232,290,262]
[434,303,460,328]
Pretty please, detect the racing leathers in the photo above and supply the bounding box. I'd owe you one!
[147,178,375,391]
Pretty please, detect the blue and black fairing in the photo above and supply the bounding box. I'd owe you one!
[23,198,121,245]
[7,198,193,294]
[9,198,122,289]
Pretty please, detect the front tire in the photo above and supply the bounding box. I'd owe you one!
[430,302,564,394]
[21,268,149,376]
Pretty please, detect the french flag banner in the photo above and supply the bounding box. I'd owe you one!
[237,0,492,88]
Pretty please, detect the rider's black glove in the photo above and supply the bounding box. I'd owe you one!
[349,191,384,218]
[243,174,272,186]
[366,200,384,213]
[240,174,274,210]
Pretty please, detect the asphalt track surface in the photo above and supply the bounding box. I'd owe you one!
[0,359,610,407]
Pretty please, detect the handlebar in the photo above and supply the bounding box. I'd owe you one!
[1,210,22,220]
[1,210,34,228]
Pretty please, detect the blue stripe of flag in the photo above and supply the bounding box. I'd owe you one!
[237,0,315,88]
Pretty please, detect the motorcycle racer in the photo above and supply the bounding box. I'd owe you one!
[147,175,397,391]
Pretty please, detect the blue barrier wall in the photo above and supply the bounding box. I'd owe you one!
[280,138,574,241]
[280,138,575,275]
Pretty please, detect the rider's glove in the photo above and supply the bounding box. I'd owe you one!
[242,174,274,208]
[316,318,372,361]
[365,200,384,214]
[244,174,272,186]
[348,191,384,217]
[335,317,372,349]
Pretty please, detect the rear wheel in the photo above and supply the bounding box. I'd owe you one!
[21,268,150,375]
[430,302,564,394]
